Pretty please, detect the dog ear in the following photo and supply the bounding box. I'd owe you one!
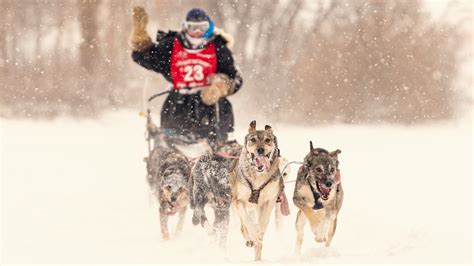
[249,120,256,133]
[310,141,315,153]
[330,149,341,158]
[264,125,272,132]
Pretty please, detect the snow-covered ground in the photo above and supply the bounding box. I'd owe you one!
[1,111,472,264]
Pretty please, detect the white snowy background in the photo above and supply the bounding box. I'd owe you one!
[1,110,472,264]
[1,0,473,264]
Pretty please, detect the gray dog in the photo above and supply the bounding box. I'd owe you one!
[190,139,242,247]
[147,147,191,240]
[293,141,343,254]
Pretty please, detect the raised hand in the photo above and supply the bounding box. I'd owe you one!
[130,6,152,51]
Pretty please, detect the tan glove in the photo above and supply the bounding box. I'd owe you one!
[130,7,152,51]
[201,74,233,105]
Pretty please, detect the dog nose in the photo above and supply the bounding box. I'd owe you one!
[171,195,177,202]
[257,148,265,155]
[325,180,333,188]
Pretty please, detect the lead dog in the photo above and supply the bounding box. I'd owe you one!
[230,120,283,261]
[147,147,191,240]
[293,141,343,254]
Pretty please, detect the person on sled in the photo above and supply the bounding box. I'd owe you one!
[130,7,242,147]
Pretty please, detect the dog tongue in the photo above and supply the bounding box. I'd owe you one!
[255,155,270,171]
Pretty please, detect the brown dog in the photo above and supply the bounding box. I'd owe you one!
[230,120,283,260]
[293,142,343,254]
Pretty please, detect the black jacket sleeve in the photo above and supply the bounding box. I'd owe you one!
[131,31,176,83]
[214,36,243,94]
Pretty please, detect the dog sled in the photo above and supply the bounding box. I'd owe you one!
[139,88,242,242]
[139,89,214,161]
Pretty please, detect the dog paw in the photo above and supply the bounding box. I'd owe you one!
[315,236,327,243]
[245,240,254,247]
[192,214,200,225]
[162,234,170,240]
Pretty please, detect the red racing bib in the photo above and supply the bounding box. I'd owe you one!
[170,38,217,90]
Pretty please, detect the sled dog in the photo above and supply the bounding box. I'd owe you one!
[147,147,191,240]
[230,120,284,261]
[190,139,242,247]
[293,142,343,254]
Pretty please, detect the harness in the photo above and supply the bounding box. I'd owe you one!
[237,155,280,204]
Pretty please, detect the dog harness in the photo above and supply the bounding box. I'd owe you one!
[244,174,277,204]
[237,165,280,204]
[170,38,217,90]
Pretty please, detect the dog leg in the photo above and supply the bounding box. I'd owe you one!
[234,200,258,247]
[240,220,251,247]
[255,241,263,261]
[194,206,216,239]
[248,208,257,224]
[159,210,170,240]
[175,206,187,236]
[203,219,217,241]
[274,202,283,232]
[254,201,275,261]
[295,209,306,255]
[257,201,274,239]
[214,208,230,248]
[325,218,338,247]
[192,202,216,239]
[192,206,204,226]
[300,205,324,235]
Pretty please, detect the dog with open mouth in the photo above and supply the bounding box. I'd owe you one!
[147,147,191,240]
[229,120,288,261]
[292,141,343,254]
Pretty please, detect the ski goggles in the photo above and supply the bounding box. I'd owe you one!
[184,21,210,37]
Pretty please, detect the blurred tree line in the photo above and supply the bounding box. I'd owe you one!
[0,0,471,124]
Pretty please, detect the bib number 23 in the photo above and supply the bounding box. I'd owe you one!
[183,65,204,82]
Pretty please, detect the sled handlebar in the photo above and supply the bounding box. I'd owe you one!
[148,90,171,103]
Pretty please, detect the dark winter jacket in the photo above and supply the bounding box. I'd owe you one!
[132,31,242,94]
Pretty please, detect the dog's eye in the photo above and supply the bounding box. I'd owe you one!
[165,185,172,190]
[316,167,323,173]
[250,137,257,143]
[330,167,335,173]
[283,173,287,176]
[265,138,271,143]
